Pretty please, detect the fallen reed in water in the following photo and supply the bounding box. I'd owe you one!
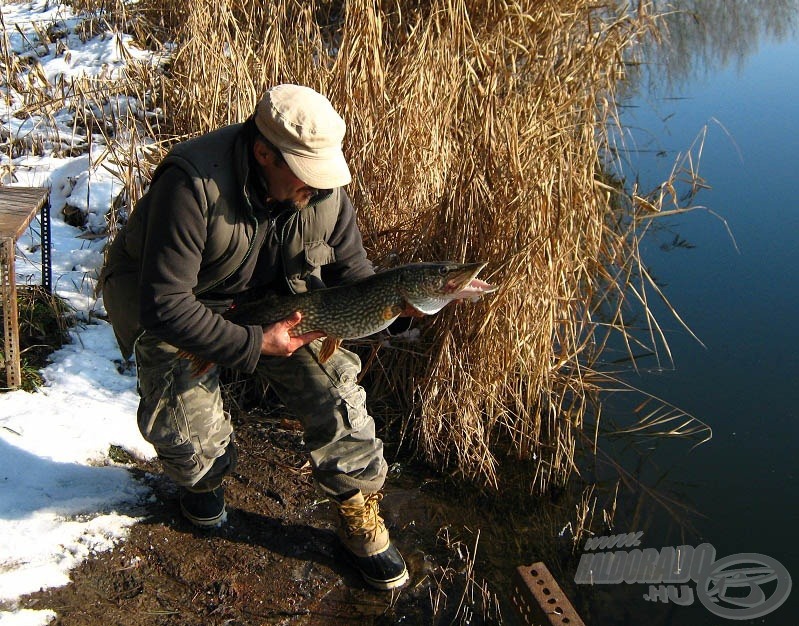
[2,0,710,493]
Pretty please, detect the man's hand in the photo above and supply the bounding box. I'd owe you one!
[260,311,325,357]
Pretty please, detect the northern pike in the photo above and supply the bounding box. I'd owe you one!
[183,261,497,371]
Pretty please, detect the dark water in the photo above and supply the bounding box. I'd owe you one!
[595,2,799,624]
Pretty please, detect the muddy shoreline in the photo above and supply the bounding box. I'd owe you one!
[16,410,568,625]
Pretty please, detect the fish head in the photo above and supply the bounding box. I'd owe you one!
[398,262,498,315]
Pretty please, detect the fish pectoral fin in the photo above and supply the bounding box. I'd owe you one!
[383,304,401,321]
[318,337,342,363]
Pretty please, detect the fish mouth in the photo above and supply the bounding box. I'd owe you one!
[444,262,498,299]
[405,262,498,316]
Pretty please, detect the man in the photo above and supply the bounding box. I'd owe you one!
[100,84,409,590]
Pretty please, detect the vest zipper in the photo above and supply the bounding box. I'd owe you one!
[279,210,299,294]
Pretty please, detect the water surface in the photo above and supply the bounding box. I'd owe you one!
[602,2,798,623]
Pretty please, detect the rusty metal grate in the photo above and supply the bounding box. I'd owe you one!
[511,561,586,626]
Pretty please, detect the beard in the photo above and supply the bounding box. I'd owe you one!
[271,197,308,212]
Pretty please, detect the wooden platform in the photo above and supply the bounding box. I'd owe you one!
[1,186,52,388]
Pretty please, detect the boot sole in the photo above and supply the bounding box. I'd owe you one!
[181,504,228,528]
[340,544,410,591]
[362,566,410,591]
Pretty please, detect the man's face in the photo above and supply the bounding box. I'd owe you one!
[253,140,316,210]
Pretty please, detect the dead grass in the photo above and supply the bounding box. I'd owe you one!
[1,0,710,494]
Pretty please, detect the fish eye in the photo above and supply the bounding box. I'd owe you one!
[438,266,448,275]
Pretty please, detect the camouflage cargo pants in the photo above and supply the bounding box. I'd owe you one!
[134,332,387,497]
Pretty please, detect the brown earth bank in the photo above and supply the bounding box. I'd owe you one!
[15,407,600,626]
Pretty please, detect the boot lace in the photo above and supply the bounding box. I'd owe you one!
[338,492,385,542]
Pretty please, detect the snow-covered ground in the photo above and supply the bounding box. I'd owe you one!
[1,3,159,624]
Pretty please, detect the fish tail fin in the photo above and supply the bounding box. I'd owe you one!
[176,349,215,377]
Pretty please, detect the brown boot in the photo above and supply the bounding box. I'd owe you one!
[335,491,409,590]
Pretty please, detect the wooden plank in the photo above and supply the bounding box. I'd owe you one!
[0,187,50,240]
[511,562,586,626]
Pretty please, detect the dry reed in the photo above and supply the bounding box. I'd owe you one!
[2,0,710,494]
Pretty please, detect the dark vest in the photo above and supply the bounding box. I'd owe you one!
[101,123,342,357]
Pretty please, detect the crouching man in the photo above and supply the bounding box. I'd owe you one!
[100,84,409,590]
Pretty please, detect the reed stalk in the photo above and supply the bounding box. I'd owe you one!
[2,0,710,493]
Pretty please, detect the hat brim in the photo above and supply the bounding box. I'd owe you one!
[283,150,352,189]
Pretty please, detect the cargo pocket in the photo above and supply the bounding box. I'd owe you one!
[340,383,370,432]
[136,356,203,483]
[315,345,370,432]
[137,362,184,445]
